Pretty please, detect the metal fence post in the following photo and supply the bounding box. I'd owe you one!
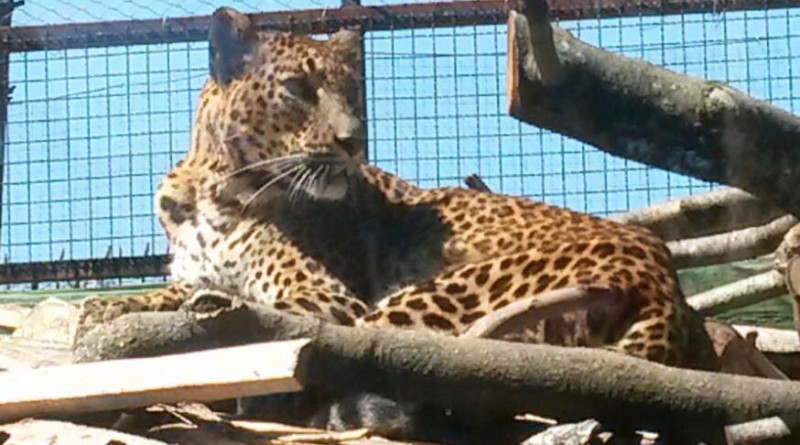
[0,0,17,258]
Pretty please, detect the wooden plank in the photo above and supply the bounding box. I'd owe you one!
[0,337,73,371]
[0,419,171,445]
[0,339,309,421]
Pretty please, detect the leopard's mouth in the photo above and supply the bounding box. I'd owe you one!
[295,154,353,201]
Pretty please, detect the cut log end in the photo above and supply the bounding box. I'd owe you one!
[506,11,521,114]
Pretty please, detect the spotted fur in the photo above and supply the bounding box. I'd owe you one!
[78,7,718,373]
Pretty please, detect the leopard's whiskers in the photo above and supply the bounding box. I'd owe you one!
[287,165,312,205]
[217,154,305,185]
[242,164,304,209]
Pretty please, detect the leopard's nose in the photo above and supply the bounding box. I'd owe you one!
[334,133,364,157]
[335,119,366,156]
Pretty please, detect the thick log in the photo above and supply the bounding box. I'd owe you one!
[72,301,800,444]
[507,0,800,215]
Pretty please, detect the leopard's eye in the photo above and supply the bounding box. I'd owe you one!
[281,76,318,105]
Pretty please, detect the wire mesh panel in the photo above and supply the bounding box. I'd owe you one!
[367,8,800,215]
[4,43,203,264]
[1,1,800,287]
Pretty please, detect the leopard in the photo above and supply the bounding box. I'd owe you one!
[77,5,719,440]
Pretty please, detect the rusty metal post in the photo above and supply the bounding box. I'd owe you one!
[341,0,368,161]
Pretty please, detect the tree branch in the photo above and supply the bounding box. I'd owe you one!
[667,215,798,269]
[725,413,800,445]
[687,270,785,315]
[705,320,789,381]
[508,3,800,215]
[775,223,800,273]
[611,188,788,242]
[733,325,800,354]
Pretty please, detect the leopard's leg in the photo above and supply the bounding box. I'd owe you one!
[357,239,717,371]
[76,280,195,339]
[271,284,369,326]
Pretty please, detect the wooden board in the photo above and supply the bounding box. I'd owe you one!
[0,419,170,445]
[0,339,309,421]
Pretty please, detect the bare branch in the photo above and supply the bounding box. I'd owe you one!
[775,223,800,273]
[687,270,785,315]
[611,188,788,242]
[733,325,800,355]
[667,215,798,269]
[705,320,789,380]
[732,325,800,381]
[521,420,606,445]
[725,413,800,445]
[788,258,800,341]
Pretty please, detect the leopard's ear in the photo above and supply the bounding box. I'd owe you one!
[209,7,258,86]
[328,28,361,62]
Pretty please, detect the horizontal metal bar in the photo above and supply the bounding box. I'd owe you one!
[2,0,800,52]
[0,255,169,285]
[0,1,507,52]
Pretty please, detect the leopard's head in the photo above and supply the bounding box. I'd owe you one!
[201,7,365,201]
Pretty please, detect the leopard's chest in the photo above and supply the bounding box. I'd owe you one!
[165,198,286,301]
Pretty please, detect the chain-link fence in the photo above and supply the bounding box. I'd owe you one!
[1,0,799,288]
